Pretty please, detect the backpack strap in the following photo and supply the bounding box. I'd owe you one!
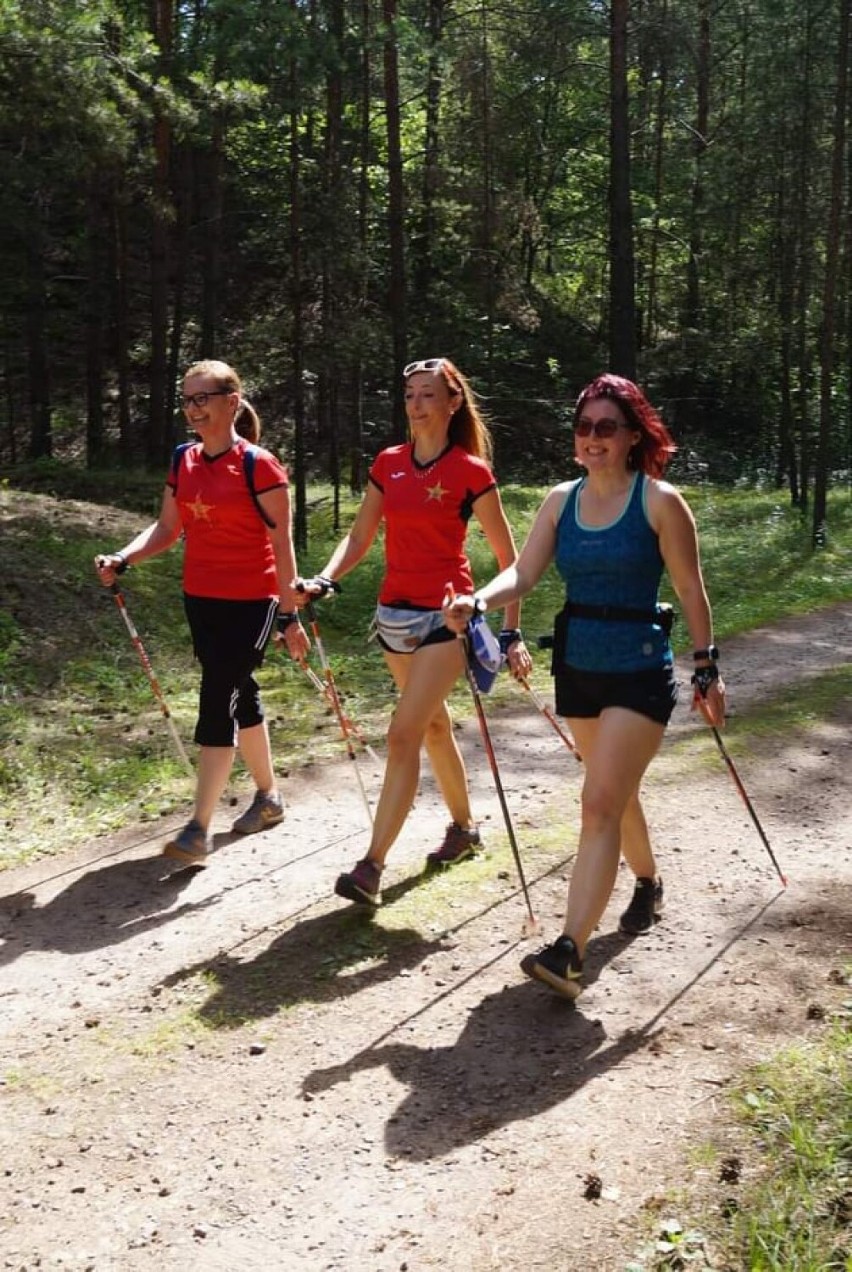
[242,442,277,529]
[169,441,195,492]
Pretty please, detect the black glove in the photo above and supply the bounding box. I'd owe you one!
[297,575,340,598]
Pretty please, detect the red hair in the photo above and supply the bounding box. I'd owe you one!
[574,374,676,478]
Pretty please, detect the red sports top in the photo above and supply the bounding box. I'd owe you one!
[167,438,288,599]
[369,443,496,608]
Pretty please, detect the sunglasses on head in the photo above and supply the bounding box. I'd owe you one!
[574,417,624,439]
[180,389,233,411]
[403,358,445,378]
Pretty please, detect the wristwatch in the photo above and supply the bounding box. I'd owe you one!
[693,645,719,662]
[473,596,487,616]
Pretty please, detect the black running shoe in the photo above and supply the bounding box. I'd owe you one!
[520,935,584,1000]
[618,875,664,935]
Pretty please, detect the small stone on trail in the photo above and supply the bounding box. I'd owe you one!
[583,1172,603,1200]
[249,1042,267,1055]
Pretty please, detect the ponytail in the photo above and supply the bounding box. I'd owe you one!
[234,399,261,443]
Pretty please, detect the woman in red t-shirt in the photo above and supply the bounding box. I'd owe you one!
[95,359,309,867]
[300,357,532,907]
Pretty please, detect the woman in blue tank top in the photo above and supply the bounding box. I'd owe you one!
[444,374,725,1001]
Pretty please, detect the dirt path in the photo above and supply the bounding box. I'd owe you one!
[2,605,851,1271]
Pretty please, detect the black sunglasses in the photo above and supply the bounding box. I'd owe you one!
[574,418,624,439]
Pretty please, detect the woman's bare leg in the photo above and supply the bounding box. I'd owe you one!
[562,709,665,956]
[364,640,467,867]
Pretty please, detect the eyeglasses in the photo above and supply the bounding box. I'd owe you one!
[180,390,233,411]
[574,417,623,439]
[403,358,445,378]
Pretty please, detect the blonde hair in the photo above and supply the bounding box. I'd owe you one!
[184,359,261,443]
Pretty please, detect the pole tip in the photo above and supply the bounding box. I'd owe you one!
[521,914,542,939]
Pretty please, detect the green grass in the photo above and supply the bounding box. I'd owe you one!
[626,992,852,1272]
[1,477,851,867]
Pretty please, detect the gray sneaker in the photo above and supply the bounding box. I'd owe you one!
[162,819,209,867]
[231,790,284,835]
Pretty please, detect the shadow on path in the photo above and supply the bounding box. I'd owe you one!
[301,891,785,1160]
[0,856,208,968]
[160,901,447,1027]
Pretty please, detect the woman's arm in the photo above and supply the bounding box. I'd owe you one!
[446,483,565,628]
[256,484,312,660]
[318,481,385,583]
[650,480,725,726]
[258,484,303,612]
[94,485,183,584]
[472,487,524,629]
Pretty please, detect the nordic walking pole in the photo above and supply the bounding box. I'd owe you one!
[298,658,380,762]
[445,586,541,937]
[296,584,374,825]
[693,690,787,887]
[107,583,193,774]
[517,676,583,763]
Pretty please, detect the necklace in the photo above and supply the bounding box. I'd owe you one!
[411,442,450,479]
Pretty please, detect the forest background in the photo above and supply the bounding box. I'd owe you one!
[1,0,851,549]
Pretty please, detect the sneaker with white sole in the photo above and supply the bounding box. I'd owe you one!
[520,934,584,1000]
[425,822,482,868]
[334,858,383,907]
[618,876,664,935]
[231,790,284,835]
[162,819,209,867]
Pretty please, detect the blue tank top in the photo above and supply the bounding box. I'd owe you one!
[554,472,672,673]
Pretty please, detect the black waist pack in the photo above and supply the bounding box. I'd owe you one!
[542,601,676,674]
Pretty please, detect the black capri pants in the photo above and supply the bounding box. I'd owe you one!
[184,595,278,747]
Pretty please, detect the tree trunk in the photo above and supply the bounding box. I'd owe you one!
[774,45,799,501]
[168,143,192,448]
[3,338,18,465]
[350,0,372,496]
[644,0,668,350]
[609,0,637,378]
[321,0,344,528]
[383,0,408,439]
[812,0,850,546]
[794,0,816,511]
[26,203,51,460]
[147,0,174,467]
[201,115,225,359]
[414,0,444,322]
[86,176,107,467]
[109,185,133,462]
[290,0,307,551]
[684,0,709,333]
[480,0,496,385]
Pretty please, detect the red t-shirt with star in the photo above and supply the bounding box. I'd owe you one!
[167,438,288,599]
[369,443,496,608]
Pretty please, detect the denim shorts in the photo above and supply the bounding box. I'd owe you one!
[554,663,678,725]
[373,604,456,654]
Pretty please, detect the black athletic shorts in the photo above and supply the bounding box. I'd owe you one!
[554,663,678,726]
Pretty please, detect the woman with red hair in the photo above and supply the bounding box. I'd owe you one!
[445,373,725,1000]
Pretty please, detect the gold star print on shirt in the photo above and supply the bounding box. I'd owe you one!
[183,494,214,521]
[425,480,447,502]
